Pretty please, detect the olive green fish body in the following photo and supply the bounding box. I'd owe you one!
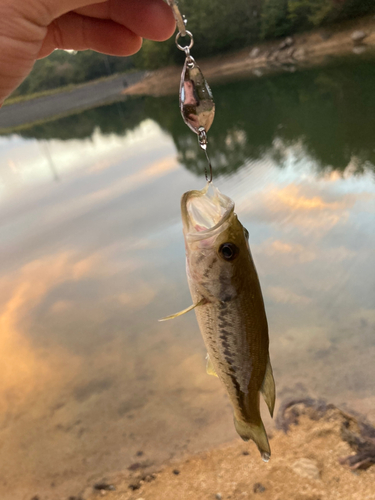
[181,184,275,460]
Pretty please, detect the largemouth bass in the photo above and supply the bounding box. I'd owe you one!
[161,184,275,461]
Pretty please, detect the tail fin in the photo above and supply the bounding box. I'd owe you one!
[234,417,271,462]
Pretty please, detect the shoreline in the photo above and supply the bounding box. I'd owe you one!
[1,16,374,133]
[79,399,375,500]
[124,15,375,97]
[0,72,145,133]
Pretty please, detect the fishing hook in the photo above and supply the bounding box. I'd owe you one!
[198,127,213,183]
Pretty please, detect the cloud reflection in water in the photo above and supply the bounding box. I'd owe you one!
[0,91,374,498]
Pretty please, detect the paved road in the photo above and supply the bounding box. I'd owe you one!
[0,71,145,130]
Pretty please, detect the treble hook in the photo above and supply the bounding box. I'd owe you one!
[203,147,213,183]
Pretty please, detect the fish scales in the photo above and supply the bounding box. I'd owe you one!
[189,255,268,420]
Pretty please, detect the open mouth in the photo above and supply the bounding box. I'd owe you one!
[181,183,234,239]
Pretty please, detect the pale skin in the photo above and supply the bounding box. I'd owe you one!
[0,0,175,105]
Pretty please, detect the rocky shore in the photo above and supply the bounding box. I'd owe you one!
[124,16,375,97]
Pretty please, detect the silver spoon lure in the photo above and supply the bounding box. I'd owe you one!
[166,0,215,183]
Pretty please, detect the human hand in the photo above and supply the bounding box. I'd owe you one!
[0,0,175,104]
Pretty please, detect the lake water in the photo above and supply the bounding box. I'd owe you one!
[1,55,375,500]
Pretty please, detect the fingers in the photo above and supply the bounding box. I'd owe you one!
[13,0,104,26]
[38,12,142,58]
[37,0,176,60]
[75,0,176,41]
[115,0,175,41]
[17,0,175,41]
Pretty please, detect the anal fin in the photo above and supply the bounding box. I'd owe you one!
[261,355,276,418]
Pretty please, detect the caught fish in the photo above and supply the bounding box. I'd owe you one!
[161,184,275,461]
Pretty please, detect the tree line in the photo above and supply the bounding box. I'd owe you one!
[12,0,375,97]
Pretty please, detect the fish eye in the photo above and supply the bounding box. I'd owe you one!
[219,243,239,261]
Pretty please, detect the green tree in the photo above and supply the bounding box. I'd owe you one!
[13,50,135,97]
[260,0,292,38]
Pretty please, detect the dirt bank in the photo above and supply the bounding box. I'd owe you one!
[78,400,375,500]
[124,16,375,97]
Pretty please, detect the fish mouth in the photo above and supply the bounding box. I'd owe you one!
[181,183,235,240]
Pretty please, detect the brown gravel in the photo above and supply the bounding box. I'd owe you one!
[81,401,375,500]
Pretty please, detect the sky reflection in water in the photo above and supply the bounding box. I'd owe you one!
[0,65,374,499]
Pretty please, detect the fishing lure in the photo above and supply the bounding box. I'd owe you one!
[166,0,215,182]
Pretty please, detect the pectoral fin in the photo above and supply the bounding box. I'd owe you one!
[261,356,276,418]
[158,298,207,322]
[206,354,218,377]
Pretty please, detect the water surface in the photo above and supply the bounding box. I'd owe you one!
[1,56,374,500]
